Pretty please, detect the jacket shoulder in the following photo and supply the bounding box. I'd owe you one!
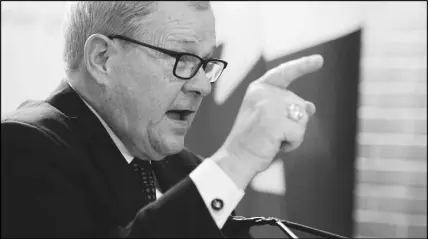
[2,100,74,141]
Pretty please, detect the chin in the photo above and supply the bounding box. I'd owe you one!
[148,131,185,159]
[163,143,184,156]
[161,135,185,155]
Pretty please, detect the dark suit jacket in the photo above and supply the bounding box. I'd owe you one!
[1,80,251,238]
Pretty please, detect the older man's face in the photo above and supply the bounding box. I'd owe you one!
[104,2,216,160]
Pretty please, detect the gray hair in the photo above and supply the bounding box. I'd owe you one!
[62,1,211,74]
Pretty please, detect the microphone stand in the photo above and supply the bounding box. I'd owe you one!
[230,216,349,239]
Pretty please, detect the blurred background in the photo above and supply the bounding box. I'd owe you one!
[1,1,426,238]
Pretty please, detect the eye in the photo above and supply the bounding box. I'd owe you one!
[180,55,197,63]
[174,54,204,78]
[177,54,199,69]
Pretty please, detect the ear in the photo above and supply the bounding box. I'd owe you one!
[83,34,119,85]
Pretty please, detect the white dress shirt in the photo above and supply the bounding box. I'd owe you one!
[69,82,244,229]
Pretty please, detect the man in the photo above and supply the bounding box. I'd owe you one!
[1,1,322,238]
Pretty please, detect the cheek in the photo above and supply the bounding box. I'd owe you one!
[126,73,182,126]
[107,62,153,125]
[145,76,183,122]
[113,55,183,124]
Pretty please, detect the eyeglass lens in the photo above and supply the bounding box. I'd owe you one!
[175,54,224,82]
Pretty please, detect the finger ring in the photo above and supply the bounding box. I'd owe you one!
[286,103,304,122]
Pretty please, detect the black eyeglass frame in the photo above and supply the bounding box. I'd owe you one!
[108,34,228,81]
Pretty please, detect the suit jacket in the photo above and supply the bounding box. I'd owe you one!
[1,80,251,238]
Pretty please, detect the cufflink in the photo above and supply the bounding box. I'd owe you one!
[211,198,224,211]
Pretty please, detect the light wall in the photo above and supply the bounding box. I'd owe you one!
[354,2,426,238]
[1,1,67,116]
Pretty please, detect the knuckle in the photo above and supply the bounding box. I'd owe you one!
[287,91,303,102]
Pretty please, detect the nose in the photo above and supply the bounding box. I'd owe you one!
[182,68,212,97]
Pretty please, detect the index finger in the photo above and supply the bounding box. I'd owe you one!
[258,54,324,89]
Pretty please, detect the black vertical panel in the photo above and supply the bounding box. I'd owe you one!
[185,29,362,238]
[265,29,361,238]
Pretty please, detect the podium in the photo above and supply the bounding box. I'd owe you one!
[231,216,349,238]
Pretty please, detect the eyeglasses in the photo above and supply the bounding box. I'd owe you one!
[108,35,228,83]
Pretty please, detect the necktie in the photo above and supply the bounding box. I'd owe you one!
[131,158,156,204]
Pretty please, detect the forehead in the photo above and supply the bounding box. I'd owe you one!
[146,2,216,52]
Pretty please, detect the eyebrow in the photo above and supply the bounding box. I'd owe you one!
[168,38,198,49]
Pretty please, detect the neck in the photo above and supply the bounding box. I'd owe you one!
[66,69,105,111]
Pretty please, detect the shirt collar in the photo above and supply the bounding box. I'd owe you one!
[67,81,134,164]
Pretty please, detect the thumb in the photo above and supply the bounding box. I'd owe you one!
[305,101,316,117]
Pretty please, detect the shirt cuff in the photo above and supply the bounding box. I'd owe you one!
[189,158,245,229]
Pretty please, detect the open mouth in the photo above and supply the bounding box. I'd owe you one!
[165,110,194,121]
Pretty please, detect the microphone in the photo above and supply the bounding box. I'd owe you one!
[229,216,349,239]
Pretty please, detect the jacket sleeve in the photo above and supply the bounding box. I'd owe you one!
[126,151,251,238]
[150,149,253,238]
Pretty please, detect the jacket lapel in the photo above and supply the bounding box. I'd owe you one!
[45,80,146,226]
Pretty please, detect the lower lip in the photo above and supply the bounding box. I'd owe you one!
[166,115,190,132]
